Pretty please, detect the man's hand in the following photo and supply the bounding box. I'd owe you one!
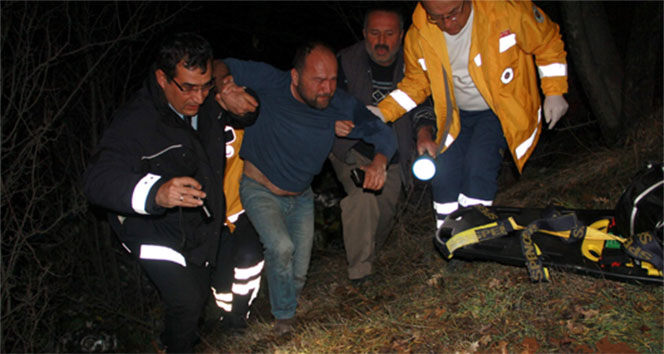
[155,176,206,209]
[335,120,355,137]
[543,95,569,130]
[214,75,259,116]
[361,153,388,191]
[416,126,437,157]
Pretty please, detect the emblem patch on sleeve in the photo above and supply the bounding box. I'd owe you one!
[532,4,544,23]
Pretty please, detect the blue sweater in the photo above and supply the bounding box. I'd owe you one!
[224,58,397,193]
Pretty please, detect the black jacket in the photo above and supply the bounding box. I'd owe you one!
[83,67,257,266]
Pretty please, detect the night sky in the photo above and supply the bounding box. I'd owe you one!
[164,1,417,68]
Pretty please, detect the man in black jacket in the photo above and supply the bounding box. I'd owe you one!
[83,32,257,353]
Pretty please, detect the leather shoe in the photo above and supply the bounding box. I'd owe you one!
[272,318,295,336]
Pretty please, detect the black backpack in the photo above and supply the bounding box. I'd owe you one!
[614,161,663,244]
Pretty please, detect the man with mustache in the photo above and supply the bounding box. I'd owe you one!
[214,41,397,335]
[329,7,435,287]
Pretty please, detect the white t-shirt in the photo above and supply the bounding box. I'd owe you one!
[443,7,490,111]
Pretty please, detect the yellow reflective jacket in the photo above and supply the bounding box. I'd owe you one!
[224,126,245,232]
[378,0,567,172]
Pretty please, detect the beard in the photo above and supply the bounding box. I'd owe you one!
[297,85,332,110]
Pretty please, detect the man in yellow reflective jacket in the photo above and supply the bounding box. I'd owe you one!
[375,0,569,227]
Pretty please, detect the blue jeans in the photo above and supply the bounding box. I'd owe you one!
[239,175,314,320]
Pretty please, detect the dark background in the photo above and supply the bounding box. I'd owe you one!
[1,1,661,352]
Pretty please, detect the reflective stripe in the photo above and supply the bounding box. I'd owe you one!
[226,209,245,225]
[434,201,459,215]
[434,201,460,229]
[132,173,161,215]
[499,33,516,53]
[139,244,186,267]
[473,54,482,67]
[225,126,237,158]
[141,144,183,160]
[436,219,444,229]
[211,286,233,312]
[537,63,567,77]
[458,193,493,207]
[515,107,541,159]
[445,134,455,147]
[235,260,264,280]
[248,279,260,306]
[121,242,132,254]
[215,298,232,312]
[212,287,233,302]
[217,302,232,312]
[389,90,417,112]
[418,58,427,71]
[501,68,514,84]
[225,144,236,159]
[232,277,261,296]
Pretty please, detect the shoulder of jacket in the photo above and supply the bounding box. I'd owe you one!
[338,41,366,60]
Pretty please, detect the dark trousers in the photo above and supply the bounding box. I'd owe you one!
[432,109,507,225]
[140,258,210,353]
[210,212,264,321]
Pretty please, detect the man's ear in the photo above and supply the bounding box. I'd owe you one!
[155,69,168,90]
[290,68,299,86]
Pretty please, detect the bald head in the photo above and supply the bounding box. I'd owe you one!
[291,42,338,110]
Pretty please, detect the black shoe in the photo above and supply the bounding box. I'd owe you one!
[219,313,247,333]
[350,275,371,287]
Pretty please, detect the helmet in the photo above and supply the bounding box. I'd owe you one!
[614,162,663,245]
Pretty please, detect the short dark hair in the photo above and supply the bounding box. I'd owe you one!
[363,7,404,31]
[292,41,335,71]
[156,32,213,80]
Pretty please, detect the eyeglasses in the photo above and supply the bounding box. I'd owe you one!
[171,77,215,94]
[426,1,466,24]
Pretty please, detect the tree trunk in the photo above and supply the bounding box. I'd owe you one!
[620,1,663,130]
[561,1,623,143]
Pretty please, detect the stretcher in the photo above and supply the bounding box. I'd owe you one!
[434,205,663,285]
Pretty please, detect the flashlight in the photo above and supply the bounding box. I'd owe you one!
[412,153,436,181]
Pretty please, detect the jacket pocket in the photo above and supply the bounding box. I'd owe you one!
[140,144,199,179]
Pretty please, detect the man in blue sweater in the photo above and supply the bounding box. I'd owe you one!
[214,42,397,335]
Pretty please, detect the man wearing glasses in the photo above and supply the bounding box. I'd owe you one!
[375,0,569,228]
[84,32,258,352]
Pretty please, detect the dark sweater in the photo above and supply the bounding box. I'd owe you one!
[224,58,397,193]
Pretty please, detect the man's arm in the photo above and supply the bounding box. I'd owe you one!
[213,59,259,116]
[346,102,398,191]
[512,1,568,128]
[409,98,438,156]
[377,24,432,123]
[83,118,205,216]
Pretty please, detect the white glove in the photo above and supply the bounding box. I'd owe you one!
[366,105,385,122]
[543,95,568,130]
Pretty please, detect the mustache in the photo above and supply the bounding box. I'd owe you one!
[374,44,389,52]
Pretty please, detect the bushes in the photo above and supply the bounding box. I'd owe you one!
[1,3,184,351]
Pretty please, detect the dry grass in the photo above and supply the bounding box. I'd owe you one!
[199,112,663,353]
